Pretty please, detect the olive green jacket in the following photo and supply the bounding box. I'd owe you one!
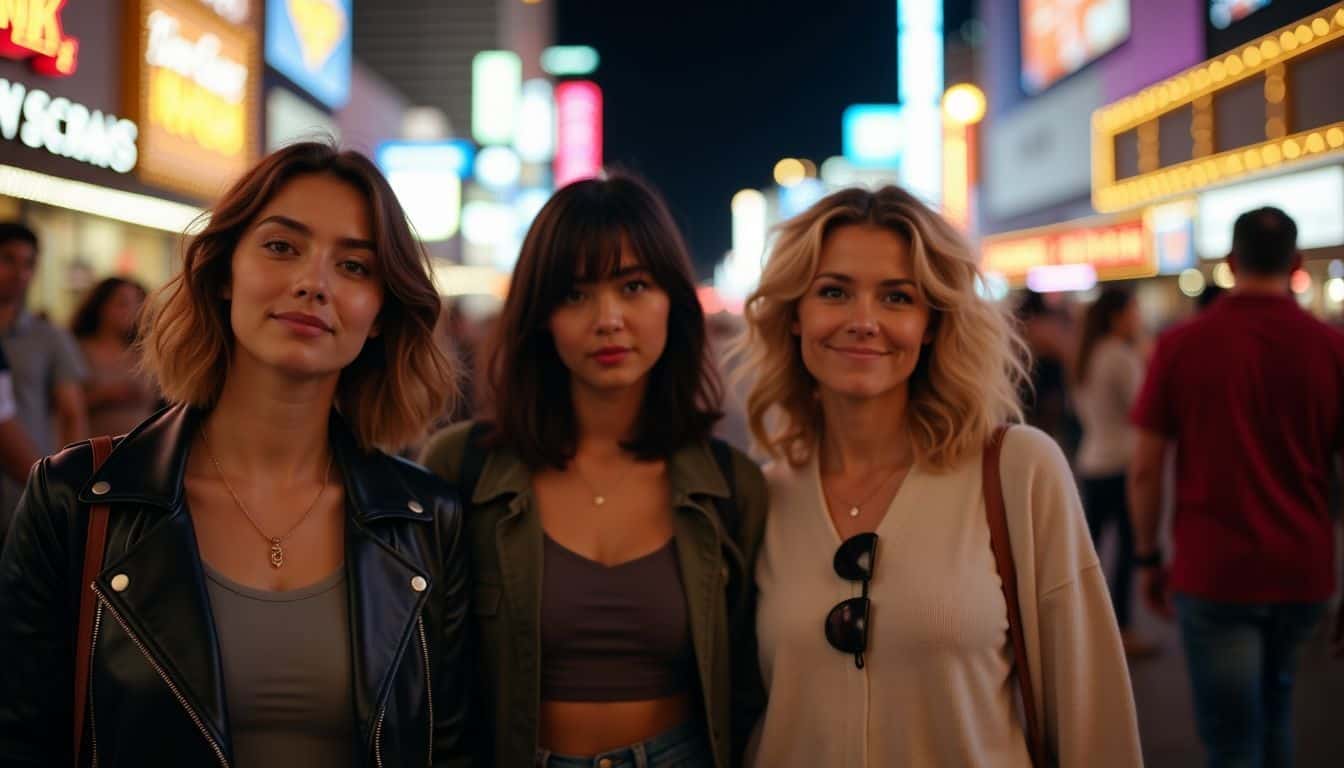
[420,421,767,768]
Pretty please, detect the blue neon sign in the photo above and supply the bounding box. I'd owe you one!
[265,0,353,109]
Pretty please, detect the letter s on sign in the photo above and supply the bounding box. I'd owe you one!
[110,120,138,174]
[19,89,51,150]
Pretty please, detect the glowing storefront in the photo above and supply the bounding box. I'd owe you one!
[0,1,259,322]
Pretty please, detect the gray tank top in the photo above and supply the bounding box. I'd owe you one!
[540,534,695,701]
[204,563,353,768]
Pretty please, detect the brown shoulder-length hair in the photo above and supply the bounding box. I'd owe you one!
[489,173,721,469]
[138,141,457,452]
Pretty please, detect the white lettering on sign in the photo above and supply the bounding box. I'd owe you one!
[145,10,247,103]
[0,79,138,173]
[199,0,249,24]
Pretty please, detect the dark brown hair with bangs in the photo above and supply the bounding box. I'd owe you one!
[138,141,457,451]
[489,174,721,468]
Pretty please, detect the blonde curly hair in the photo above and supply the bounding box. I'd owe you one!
[737,185,1028,470]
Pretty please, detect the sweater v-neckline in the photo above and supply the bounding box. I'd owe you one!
[811,453,917,545]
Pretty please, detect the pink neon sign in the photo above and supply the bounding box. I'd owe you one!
[554,80,602,188]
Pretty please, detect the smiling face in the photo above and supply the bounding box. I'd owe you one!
[548,245,670,397]
[225,173,384,381]
[794,223,933,401]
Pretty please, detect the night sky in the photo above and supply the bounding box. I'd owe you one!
[554,0,975,278]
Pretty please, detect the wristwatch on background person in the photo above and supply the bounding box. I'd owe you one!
[1133,548,1164,569]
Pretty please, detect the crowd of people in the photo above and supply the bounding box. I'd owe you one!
[0,141,1339,767]
[0,225,158,543]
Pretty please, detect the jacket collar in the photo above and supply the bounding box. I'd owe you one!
[472,436,732,504]
[80,403,428,523]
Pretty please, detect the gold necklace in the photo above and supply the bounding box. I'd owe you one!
[827,462,909,518]
[200,428,333,569]
[570,460,607,507]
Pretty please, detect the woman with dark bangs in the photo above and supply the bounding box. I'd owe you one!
[422,174,767,768]
[0,142,471,767]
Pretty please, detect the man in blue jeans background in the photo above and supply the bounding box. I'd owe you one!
[1128,207,1344,768]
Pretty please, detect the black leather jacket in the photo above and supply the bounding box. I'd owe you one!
[0,405,472,767]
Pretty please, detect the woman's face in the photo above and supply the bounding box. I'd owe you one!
[794,224,933,402]
[225,173,385,381]
[102,283,143,337]
[548,246,670,397]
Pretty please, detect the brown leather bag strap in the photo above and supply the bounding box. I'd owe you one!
[984,425,1045,767]
[73,435,113,768]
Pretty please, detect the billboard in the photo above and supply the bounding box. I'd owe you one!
[264,0,351,109]
[1021,0,1130,92]
[126,0,259,200]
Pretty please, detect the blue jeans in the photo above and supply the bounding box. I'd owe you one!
[535,719,713,768]
[1174,594,1327,768]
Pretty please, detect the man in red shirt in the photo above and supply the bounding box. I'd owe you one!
[1129,206,1344,768]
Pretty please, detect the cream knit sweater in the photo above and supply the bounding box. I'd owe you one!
[749,426,1143,767]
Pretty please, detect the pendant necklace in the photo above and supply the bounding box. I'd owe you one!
[201,428,333,568]
[829,462,909,518]
[571,462,607,507]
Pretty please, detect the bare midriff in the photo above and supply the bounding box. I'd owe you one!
[539,693,695,755]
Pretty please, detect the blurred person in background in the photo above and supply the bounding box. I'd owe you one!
[1015,290,1080,457]
[1196,284,1226,312]
[0,221,87,541]
[1073,287,1157,658]
[421,174,766,768]
[0,143,470,766]
[740,186,1140,766]
[1129,207,1344,768]
[71,277,157,437]
[0,342,41,498]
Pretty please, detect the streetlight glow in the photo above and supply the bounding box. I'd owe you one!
[942,83,987,126]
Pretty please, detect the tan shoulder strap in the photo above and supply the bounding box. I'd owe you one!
[983,425,1045,767]
[73,435,113,767]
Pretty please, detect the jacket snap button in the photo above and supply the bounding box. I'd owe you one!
[598,760,612,768]
[91,481,110,496]
[411,576,427,592]
[110,574,129,592]
[407,500,424,514]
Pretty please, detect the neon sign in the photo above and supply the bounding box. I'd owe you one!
[0,77,138,172]
[128,0,258,199]
[554,80,602,188]
[0,0,80,76]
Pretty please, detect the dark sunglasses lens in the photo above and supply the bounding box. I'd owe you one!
[833,532,878,582]
[825,597,870,653]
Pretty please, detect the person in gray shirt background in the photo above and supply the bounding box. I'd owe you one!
[0,221,87,539]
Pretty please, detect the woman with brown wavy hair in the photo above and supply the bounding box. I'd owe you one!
[0,142,471,767]
[739,186,1141,766]
[421,174,767,768]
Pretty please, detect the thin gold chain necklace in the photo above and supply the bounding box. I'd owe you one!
[826,462,909,518]
[200,428,333,569]
[570,461,608,507]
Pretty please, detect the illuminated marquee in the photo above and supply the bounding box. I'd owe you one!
[982,214,1155,284]
[0,77,137,172]
[1093,2,1344,213]
[126,0,257,199]
[0,0,80,76]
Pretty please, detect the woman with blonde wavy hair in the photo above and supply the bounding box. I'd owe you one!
[741,186,1141,766]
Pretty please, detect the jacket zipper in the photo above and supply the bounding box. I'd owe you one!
[88,601,103,768]
[419,617,433,768]
[91,587,229,768]
[375,615,433,768]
